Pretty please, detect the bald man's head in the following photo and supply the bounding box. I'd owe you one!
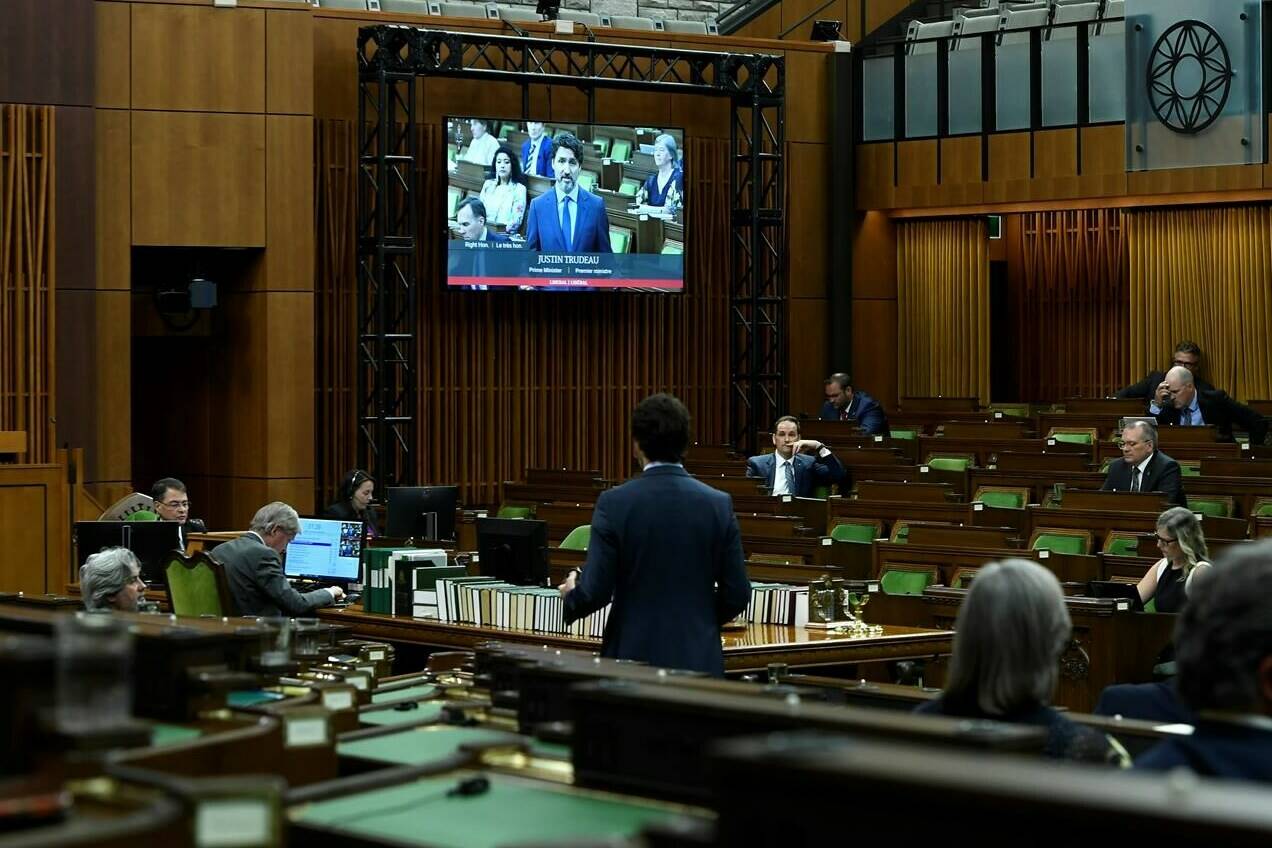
[1165,365,1197,409]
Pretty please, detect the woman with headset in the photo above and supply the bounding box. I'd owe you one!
[323,469,379,538]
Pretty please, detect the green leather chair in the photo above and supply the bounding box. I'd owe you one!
[166,553,234,617]
[1187,496,1232,518]
[880,569,935,596]
[126,510,159,522]
[497,505,532,519]
[927,456,971,472]
[889,429,918,441]
[1102,533,1139,557]
[830,521,879,544]
[1029,530,1090,555]
[560,525,591,551]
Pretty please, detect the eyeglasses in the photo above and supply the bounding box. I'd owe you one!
[1120,440,1143,448]
[1155,534,1176,545]
[160,499,190,509]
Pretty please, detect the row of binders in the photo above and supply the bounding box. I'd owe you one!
[744,583,810,627]
[435,576,611,638]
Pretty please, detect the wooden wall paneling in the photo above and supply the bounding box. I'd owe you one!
[937,136,983,206]
[1078,124,1127,197]
[851,298,898,413]
[131,111,266,247]
[0,465,68,594]
[669,92,732,141]
[790,297,831,417]
[732,4,782,40]
[1030,128,1079,200]
[782,0,858,40]
[266,8,314,116]
[0,105,58,465]
[1127,163,1264,196]
[785,50,830,144]
[313,18,362,121]
[894,139,938,207]
[864,0,913,36]
[1266,116,1272,188]
[96,0,131,109]
[852,210,896,299]
[788,142,829,298]
[985,131,1031,204]
[96,108,130,289]
[855,142,895,209]
[89,291,131,494]
[421,79,528,127]
[246,115,314,291]
[130,4,265,113]
[0,0,95,107]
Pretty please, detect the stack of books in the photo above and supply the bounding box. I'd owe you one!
[435,576,610,638]
[743,583,810,627]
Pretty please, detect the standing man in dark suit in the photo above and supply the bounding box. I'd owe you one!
[746,415,847,497]
[1155,366,1268,445]
[557,394,750,676]
[1100,420,1185,507]
[820,372,889,435]
[520,121,553,178]
[214,502,344,617]
[1135,541,1272,782]
[524,132,612,254]
[1116,340,1214,400]
[151,478,207,550]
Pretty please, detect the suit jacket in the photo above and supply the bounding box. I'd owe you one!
[1100,451,1185,507]
[745,450,847,497]
[520,135,554,177]
[563,465,750,676]
[1116,370,1214,399]
[1135,719,1272,783]
[819,389,889,435]
[175,518,207,550]
[1155,389,1268,445]
[524,187,612,253]
[213,532,334,618]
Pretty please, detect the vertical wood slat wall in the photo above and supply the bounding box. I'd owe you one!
[0,105,56,463]
[1010,209,1129,401]
[315,121,732,507]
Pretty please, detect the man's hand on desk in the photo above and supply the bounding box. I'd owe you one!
[328,586,346,601]
[557,569,580,598]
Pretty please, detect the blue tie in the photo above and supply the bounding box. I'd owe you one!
[561,196,574,251]
[784,461,795,495]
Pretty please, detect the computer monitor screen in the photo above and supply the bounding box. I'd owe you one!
[284,517,363,582]
[386,486,459,541]
[445,117,686,293]
[475,517,549,587]
[74,521,183,586]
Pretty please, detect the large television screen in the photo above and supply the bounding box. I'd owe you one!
[445,117,685,292]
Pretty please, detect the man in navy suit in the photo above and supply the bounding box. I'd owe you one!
[1100,420,1185,507]
[745,415,847,497]
[820,372,888,435]
[558,394,750,676]
[1153,365,1268,445]
[520,121,554,178]
[454,197,511,244]
[524,132,612,253]
[1135,541,1272,783]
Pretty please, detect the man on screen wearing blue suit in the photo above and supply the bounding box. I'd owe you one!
[520,121,554,178]
[524,132,612,254]
[746,416,847,497]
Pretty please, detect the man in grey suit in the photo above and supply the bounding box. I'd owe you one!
[214,502,344,616]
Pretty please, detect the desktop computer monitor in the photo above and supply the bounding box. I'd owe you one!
[475,517,549,587]
[386,486,459,541]
[283,517,363,583]
[74,520,183,586]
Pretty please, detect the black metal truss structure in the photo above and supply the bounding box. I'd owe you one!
[356,26,786,481]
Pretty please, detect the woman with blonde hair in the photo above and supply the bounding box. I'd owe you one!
[1138,506,1210,613]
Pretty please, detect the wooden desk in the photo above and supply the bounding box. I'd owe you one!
[315,608,952,675]
[0,430,27,457]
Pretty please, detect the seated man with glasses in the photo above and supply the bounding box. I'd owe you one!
[1101,420,1185,507]
[214,502,344,617]
[151,477,207,549]
[1115,340,1214,401]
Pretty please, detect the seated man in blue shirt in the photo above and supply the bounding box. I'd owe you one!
[819,372,888,435]
[746,415,846,497]
[1153,366,1267,445]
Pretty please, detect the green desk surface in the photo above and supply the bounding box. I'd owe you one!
[371,684,437,704]
[340,725,569,761]
[150,723,203,747]
[293,770,691,848]
[361,702,446,727]
[227,689,287,708]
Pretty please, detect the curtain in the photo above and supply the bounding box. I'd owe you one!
[897,218,989,405]
[0,105,56,463]
[1126,206,1272,400]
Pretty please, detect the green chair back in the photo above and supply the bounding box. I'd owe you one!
[1105,536,1138,557]
[497,505,532,519]
[610,139,632,161]
[166,558,223,617]
[618,178,640,197]
[892,523,912,544]
[889,429,918,441]
[560,524,591,551]
[1258,502,1272,517]
[830,522,877,544]
[1187,497,1230,518]
[979,491,1025,509]
[126,510,159,522]
[1179,463,1201,478]
[810,485,831,500]
[880,569,934,596]
[927,456,970,472]
[1143,597,1157,614]
[1051,432,1093,445]
[1031,534,1085,555]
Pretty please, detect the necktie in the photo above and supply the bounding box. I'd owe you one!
[784,461,795,495]
[526,138,538,174]
[561,196,574,251]
[1131,467,1141,492]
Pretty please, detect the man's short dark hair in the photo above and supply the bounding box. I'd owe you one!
[553,132,585,165]
[1174,540,1272,713]
[824,372,852,390]
[1174,340,1202,357]
[457,195,487,221]
[150,478,187,501]
[773,415,800,434]
[632,394,691,464]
